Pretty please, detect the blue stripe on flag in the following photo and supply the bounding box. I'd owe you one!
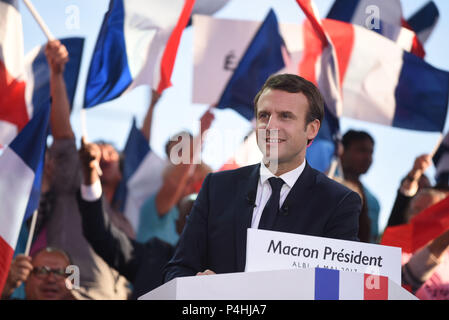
[407,1,439,34]
[31,38,84,116]
[326,0,360,22]
[216,9,285,120]
[314,268,339,300]
[83,0,132,108]
[9,105,50,172]
[393,51,449,132]
[112,118,151,211]
[23,151,45,220]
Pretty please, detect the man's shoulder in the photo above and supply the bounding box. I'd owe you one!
[310,166,360,199]
[209,163,259,180]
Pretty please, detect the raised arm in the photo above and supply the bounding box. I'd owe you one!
[77,137,143,283]
[140,89,161,143]
[155,109,215,216]
[45,40,73,139]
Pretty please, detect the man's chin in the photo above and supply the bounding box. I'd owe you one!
[37,291,62,300]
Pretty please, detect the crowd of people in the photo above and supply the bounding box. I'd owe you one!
[2,40,448,300]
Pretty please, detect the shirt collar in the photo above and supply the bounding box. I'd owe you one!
[259,160,306,188]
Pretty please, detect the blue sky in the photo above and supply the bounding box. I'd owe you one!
[19,0,449,234]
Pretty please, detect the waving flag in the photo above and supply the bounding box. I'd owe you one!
[300,18,449,133]
[326,0,425,57]
[84,0,195,108]
[113,119,166,231]
[216,9,286,120]
[1,35,84,147]
[0,0,26,147]
[0,103,50,293]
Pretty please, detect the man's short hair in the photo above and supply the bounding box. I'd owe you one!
[342,130,375,149]
[253,74,324,125]
[31,247,72,266]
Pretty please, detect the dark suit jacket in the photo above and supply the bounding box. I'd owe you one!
[76,192,174,299]
[164,162,361,282]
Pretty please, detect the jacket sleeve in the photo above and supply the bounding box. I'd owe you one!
[163,173,212,282]
[76,191,143,283]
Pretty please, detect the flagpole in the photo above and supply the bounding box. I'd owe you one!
[24,210,38,256]
[429,133,444,158]
[22,0,55,41]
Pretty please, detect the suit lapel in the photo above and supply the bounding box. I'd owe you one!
[234,164,260,272]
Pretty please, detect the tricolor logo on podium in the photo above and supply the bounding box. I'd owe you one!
[314,268,389,300]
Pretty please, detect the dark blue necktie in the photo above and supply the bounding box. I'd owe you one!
[258,177,284,230]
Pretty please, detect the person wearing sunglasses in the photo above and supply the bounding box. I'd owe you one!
[1,247,75,300]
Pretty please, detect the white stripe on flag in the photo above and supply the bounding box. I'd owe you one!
[342,25,403,126]
[0,148,35,248]
[125,151,166,231]
[24,45,43,119]
[339,270,364,300]
[123,0,185,92]
[0,120,17,147]
[0,0,25,80]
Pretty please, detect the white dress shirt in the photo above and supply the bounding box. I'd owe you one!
[251,160,306,228]
[80,179,102,201]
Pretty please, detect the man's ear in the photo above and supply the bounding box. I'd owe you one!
[306,119,320,141]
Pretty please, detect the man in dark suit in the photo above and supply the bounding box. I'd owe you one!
[164,74,362,281]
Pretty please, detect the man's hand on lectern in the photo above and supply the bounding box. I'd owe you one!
[196,269,216,276]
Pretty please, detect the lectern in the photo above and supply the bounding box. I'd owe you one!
[138,267,417,300]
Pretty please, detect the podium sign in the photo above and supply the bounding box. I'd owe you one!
[245,229,402,285]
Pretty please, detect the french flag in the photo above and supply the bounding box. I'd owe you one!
[300,18,449,133]
[0,0,26,148]
[0,36,84,147]
[216,9,286,120]
[313,268,391,300]
[0,103,50,294]
[83,0,195,108]
[113,119,166,231]
[326,0,426,58]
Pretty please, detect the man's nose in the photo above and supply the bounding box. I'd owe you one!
[265,115,277,130]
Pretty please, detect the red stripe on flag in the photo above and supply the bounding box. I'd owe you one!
[364,274,389,300]
[299,19,322,86]
[299,19,354,88]
[323,19,354,86]
[0,60,29,131]
[157,0,196,94]
[296,0,327,44]
[0,236,14,294]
